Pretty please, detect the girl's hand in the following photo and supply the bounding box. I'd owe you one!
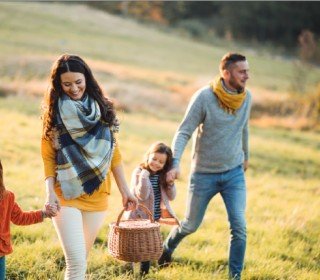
[45,192,60,218]
[166,167,180,184]
[140,169,150,179]
[45,177,61,218]
[44,203,57,218]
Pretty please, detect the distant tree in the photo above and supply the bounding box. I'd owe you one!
[215,2,320,47]
[86,1,320,50]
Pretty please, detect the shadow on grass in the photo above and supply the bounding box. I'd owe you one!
[250,150,320,180]
[284,221,320,271]
[166,256,228,274]
[252,126,320,151]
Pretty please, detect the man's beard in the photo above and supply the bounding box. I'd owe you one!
[229,76,244,92]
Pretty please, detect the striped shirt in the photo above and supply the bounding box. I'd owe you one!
[149,174,161,220]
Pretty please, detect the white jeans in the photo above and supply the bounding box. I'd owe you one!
[52,207,108,280]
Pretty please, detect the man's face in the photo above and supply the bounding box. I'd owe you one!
[224,60,249,92]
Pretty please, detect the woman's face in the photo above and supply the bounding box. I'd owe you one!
[60,72,86,100]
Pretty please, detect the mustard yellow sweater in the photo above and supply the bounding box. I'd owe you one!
[41,138,122,211]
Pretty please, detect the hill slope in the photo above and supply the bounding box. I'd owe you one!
[1,2,320,113]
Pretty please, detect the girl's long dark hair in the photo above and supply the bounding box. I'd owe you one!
[42,54,118,139]
[0,160,6,200]
[140,142,173,189]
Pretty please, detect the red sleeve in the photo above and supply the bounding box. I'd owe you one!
[10,197,43,225]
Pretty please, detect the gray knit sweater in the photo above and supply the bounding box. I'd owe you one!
[172,85,252,173]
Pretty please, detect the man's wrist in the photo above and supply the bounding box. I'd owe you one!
[172,158,180,169]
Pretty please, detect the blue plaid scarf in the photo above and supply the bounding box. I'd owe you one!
[55,93,116,200]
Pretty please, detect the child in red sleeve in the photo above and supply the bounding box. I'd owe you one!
[0,160,55,280]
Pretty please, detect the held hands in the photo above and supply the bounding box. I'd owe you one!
[45,191,61,218]
[166,167,180,185]
[43,203,58,218]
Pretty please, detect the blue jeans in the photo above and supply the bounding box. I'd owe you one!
[0,256,5,280]
[164,165,246,279]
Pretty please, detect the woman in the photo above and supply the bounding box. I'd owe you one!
[41,54,137,279]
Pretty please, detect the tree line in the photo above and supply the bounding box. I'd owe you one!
[87,1,320,62]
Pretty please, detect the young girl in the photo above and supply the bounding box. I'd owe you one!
[0,160,54,280]
[125,142,179,275]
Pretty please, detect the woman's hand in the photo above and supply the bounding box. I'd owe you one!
[112,164,138,211]
[45,177,60,217]
[44,203,58,218]
[45,192,60,218]
[122,192,138,211]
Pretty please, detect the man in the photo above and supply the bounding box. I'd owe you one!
[160,53,252,279]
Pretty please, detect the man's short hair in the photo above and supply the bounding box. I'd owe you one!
[220,53,246,73]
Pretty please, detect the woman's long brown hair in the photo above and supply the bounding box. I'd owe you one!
[140,142,173,189]
[41,54,118,139]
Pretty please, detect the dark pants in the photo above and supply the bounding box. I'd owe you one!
[140,261,150,275]
[0,256,5,280]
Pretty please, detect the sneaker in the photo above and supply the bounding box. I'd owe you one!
[158,248,172,267]
[140,261,150,275]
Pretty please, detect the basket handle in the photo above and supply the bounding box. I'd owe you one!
[116,204,155,226]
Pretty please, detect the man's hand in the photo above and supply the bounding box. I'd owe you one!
[243,160,249,171]
[166,167,180,185]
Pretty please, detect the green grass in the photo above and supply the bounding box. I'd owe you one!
[0,2,320,279]
[0,95,319,279]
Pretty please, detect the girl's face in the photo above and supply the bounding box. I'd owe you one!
[147,152,167,173]
[60,72,86,100]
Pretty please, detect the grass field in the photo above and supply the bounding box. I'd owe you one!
[1,95,319,280]
[0,2,320,280]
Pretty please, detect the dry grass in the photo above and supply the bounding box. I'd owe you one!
[0,4,320,277]
[1,95,319,279]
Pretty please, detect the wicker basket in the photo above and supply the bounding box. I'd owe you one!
[108,204,163,262]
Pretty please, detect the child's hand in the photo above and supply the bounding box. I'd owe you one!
[166,178,174,186]
[44,203,58,218]
[140,169,150,179]
[166,168,179,185]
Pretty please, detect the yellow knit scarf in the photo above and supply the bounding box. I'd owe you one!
[210,76,247,114]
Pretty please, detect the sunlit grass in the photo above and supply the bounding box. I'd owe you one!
[0,2,320,279]
[0,95,319,279]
